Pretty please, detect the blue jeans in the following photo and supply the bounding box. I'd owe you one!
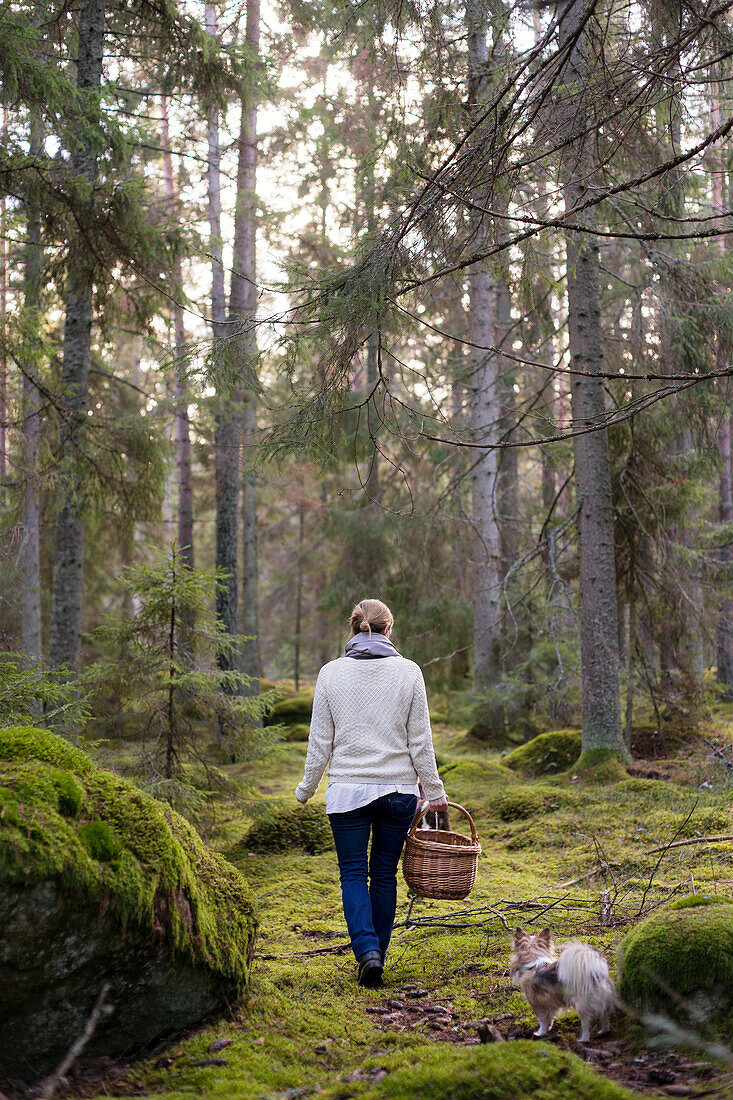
[329,792,418,961]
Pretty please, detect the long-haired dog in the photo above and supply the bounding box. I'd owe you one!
[510,927,617,1043]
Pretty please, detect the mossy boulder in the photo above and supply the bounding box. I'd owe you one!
[358,1039,639,1099]
[243,802,334,854]
[0,726,257,1082]
[440,758,516,792]
[491,783,578,822]
[264,691,314,727]
[618,896,733,1034]
[503,729,582,776]
[282,722,311,743]
[574,748,629,781]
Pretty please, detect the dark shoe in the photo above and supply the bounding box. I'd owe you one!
[357,950,383,988]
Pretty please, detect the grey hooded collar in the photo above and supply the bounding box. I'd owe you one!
[344,632,401,660]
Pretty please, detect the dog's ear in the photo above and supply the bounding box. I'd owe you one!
[538,927,552,946]
[513,927,526,945]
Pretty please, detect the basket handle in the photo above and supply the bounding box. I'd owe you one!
[408,800,478,843]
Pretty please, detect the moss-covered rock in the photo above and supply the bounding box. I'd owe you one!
[243,802,334,854]
[618,897,733,1034]
[503,729,582,776]
[437,759,517,818]
[264,692,314,727]
[491,783,578,822]
[282,722,311,742]
[574,749,629,782]
[0,726,257,1081]
[357,1040,640,1099]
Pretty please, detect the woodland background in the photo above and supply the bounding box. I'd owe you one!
[2,0,733,777]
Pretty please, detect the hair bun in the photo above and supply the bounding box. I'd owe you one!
[360,619,370,631]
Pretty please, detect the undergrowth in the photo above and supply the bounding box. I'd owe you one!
[63,710,733,1099]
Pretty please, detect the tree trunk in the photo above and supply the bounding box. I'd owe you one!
[294,499,304,692]
[560,0,626,758]
[710,82,733,690]
[21,166,43,664]
[205,2,227,340]
[493,22,518,583]
[717,408,733,691]
[496,275,518,580]
[238,0,261,693]
[212,9,241,715]
[467,0,501,691]
[0,190,7,492]
[49,0,106,675]
[160,98,194,574]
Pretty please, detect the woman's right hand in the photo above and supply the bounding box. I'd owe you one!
[428,795,448,811]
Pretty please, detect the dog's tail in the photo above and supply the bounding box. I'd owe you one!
[557,942,617,1017]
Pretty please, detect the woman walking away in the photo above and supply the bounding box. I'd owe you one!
[295,598,448,988]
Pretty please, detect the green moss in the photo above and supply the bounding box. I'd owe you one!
[616,778,670,799]
[69,709,733,1100]
[78,820,120,862]
[574,749,628,781]
[51,768,84,816]
[439,758,517,812]
[618,900,733,1033]
[282,723,310,743]
[264,692,314,727]
[242,803,334,854]
[671,894,733,910]
[503,729,582,776]
[491,783,578,822]
[355,1040,640,1100]
[0,725,93,773]
[0,785,19,826]
[0,726,257,987]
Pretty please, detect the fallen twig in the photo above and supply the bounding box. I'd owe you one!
[700,736,733,771]
[642,834,733,854]
[636,800,698,916]
[525,892,572,925]
[38,983,112,1099]
[258,943,351,959]
[554,863,620,888]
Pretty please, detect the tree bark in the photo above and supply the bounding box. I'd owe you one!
[294,499,304,692]
[0,189,7,492]
[238,0,261,693]
[160,98,194,575]
[560,0,626,757]
[496,274,518,579]
[467,0,501,691]
[211,4,241,711]
[205,2,227,341]
[49,0,106,674]
[710,81,733,690]
[21,149,43,664]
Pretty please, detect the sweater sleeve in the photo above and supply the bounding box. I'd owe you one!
[295,668,335,803]
[405,668,445,801]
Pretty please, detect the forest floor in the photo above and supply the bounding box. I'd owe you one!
[55,713,733,1100]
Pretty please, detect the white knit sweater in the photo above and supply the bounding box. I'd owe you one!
[295,656,445,803]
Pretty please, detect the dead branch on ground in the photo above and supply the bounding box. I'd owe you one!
[38,983,112,1099]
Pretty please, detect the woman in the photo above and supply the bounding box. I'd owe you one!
[295,598,448,988]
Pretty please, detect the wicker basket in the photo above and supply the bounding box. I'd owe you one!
[402,801,481,900]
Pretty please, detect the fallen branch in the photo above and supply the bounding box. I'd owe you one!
[700,736,733,770]
[554,863,620,888]
[258,943,351,959]
[642,834,733,854]
[525,892,572,925]
[38,983,112,1099]
[636,800,699,916]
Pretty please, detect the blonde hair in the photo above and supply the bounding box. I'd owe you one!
[349,598,394,637]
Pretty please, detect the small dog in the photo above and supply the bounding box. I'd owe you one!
[510,927,616,1043]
